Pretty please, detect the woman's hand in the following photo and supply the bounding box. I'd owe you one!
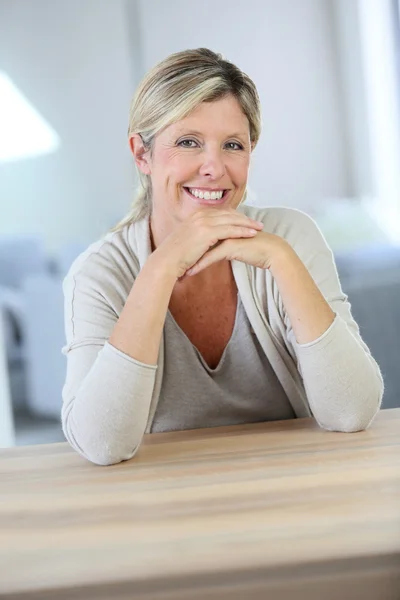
[153,209,265,279]
[185,230,291,276]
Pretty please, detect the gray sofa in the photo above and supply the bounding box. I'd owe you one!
[335,244,400,409]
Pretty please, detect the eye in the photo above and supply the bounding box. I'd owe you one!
[225,141,244,151]
[177,138,199,148]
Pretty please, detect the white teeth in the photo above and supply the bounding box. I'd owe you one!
[188,188,224,200]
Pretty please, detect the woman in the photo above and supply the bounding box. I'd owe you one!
[62,48,383,466]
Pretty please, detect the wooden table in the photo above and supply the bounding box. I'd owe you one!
[1,409,399,600]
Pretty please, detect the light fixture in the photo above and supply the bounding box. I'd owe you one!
[0,71,60,163]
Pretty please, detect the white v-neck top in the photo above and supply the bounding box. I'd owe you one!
[152,293,294,433]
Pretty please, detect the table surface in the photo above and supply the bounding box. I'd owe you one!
[1,409,400,599]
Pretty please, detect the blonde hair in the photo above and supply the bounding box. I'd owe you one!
[114,48,261,230]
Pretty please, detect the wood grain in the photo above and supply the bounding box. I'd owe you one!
[0,409,399,599]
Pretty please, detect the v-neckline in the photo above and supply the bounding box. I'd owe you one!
[166,293,241,374]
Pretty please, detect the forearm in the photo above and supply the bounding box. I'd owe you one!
[269,244,382,430]
[109,249,178,365]
[62,250,179,465]
[270,244,335,344]
[294,317,383,431]
[62,343,157,465]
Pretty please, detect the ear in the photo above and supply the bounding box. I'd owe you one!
[129,134,152,175]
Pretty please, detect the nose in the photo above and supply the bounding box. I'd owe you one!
[198,147,226,180]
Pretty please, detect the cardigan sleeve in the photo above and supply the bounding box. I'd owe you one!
[280,211,384,432]
[61,246,157,466]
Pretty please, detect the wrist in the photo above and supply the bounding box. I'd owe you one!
[148,248,180,282]
[268,239,299,276]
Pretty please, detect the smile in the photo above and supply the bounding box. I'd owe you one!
[187,187,225,200]
[183,187,229,203]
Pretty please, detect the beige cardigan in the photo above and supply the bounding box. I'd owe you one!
[62,205,383,465]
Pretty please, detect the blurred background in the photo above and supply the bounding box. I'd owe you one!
[1,0,400,448]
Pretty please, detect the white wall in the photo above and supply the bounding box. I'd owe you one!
[331,0,373,198]
[0,0,137,253]
[136,0,351,212]
[0,0,352,254]
[357,0,400,240]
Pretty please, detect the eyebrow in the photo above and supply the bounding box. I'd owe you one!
[175,128,249,139]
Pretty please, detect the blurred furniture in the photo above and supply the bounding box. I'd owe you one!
[19,241,87,418]
[56,242,87,277]
[0,284,29,411]
[335,243,400,409]
[0,236,49,411]
[0,308,15,447]
[22,274,66,419]
[0,237,83,420]
[1,410,399,599]
[0,284,25,364]
[0,235,48,288]
[17,242,86,418]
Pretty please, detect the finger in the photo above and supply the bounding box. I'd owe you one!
[215,225,259,241]
[213,213,264,230]
[187,240,237,276]
[201,227,256,253]
[197,209,264,230]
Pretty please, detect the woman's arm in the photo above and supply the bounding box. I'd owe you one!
[62,250,177,466]
[63,210,263,465]
[109,252,177,365]
[269,246,335,344]
[270,214,383,432]
[186,207,384,432]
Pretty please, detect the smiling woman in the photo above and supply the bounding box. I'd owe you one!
[131,95,256,250]
[61,48,383,466]
[113,48,261,230]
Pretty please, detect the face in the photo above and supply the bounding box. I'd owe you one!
[132,95,252,236]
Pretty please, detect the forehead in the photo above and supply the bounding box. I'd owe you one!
[169,96,250,137]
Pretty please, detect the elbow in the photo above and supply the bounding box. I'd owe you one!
[62,415,141,466]
[330,411,379,433]
[62,397,145,466]
[84,447,138,466]
[73,440,140,466]
[318,391,383,434]
[315,372,384,433]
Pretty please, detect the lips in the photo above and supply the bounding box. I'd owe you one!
[187,188,225,200]
[183,187,229,204]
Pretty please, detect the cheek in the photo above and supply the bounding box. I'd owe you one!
[170,156,198,184]
[158,150,197,182]
[229,157,250,185]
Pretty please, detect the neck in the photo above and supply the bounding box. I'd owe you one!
[149,208,178,251]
